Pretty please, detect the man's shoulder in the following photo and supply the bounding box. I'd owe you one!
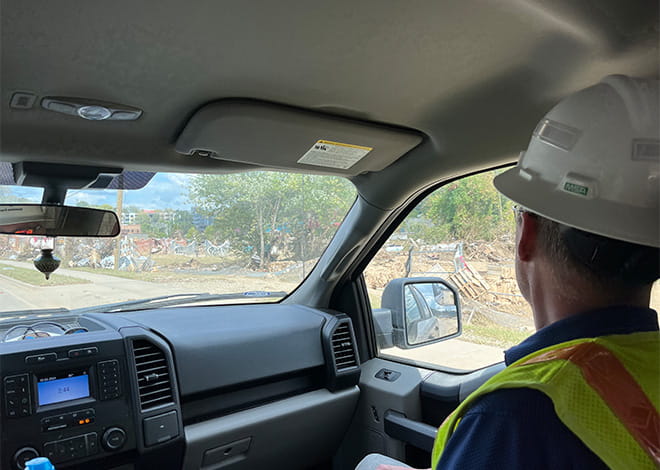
[463,387,554,418]
[444,387,608,468]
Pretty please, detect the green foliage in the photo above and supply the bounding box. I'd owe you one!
[171,211,194,237]
[185,227,200,241]
[462,322,530,348]
[135,212,164,238]
[0,263,91,286]
[189,172,356,266]
[134,210,192,238]
[405,170,514,243]
[203,225,217,240]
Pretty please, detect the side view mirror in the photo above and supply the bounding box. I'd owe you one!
[379,277,461,349]
[0,204,120,237]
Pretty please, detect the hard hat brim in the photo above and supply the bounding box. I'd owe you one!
[494,166,659,248]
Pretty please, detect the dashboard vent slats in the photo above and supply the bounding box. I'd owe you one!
[131,339,174,411]
[331,322,357,371]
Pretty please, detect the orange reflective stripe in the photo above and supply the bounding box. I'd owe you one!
[522,342,660,465]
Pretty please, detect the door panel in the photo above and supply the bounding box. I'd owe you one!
[334,358,431,469]
[335,358,505,469]
[420,363,505,428]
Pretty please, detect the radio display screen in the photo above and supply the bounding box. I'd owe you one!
[37,371,90,406]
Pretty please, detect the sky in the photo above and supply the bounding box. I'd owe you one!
[3,173,193,211]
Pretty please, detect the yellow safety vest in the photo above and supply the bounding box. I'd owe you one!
[431,332,660,470]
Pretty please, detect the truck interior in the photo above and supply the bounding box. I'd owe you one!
[0,1,658,469]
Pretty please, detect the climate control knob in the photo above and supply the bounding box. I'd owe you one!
[13,447,39,470]
[102,427,127,451]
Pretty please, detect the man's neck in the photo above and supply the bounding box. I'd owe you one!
[529,272,651,330]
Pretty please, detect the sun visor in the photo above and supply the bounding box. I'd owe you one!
[0,162,154,190]
[175,100,424,176]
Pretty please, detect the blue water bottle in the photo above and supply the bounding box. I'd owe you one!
[25,457,55,470]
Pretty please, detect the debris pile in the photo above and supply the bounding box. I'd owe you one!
[365,239,533,322]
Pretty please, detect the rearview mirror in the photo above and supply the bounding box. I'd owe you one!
[381,277,461,349]
[0,204,120,237]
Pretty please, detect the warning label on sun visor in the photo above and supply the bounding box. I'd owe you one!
[298,140,373,170]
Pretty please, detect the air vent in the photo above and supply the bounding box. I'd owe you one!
[132,339,174,411]
[331,322,357,371]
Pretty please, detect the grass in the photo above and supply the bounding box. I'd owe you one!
[0,263,91,287]
[368,289,383,309]
[463,322,531,348]
[147,254,238,267]
[69,266,239,284]
[70,267,165,282]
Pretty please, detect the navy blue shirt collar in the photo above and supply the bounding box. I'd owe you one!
[505,306,659,365]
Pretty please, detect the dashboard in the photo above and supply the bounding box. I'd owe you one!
[0,305,361,470]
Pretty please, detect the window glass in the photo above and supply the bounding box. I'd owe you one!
[366,169,660,371]
[366,170,521,370]
[0,172,356,315]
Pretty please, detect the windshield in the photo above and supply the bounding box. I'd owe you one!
[0,172,356,315]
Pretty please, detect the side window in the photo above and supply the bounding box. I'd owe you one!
[365,169,660,371]
[365,169,530,371]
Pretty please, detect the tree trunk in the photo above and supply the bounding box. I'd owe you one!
[257,206,265,268]
[268,197,281,264]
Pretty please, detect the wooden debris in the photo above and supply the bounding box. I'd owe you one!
[449,267,489,300]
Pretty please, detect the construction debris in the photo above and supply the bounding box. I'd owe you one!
[365,239,533,325]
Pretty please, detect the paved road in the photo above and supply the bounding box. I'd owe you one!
[0,261,177,311]
[382,340,505,371]
[0,280,40,311]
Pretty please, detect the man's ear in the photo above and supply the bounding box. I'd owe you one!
[517,212,539,262]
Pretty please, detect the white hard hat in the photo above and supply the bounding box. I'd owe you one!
[494,75,659,248]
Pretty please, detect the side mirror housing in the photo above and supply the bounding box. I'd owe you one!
[381,277,461,349]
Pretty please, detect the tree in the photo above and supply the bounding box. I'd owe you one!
[285,175,356,260]
[406,170,514,243]
[171,210,194,237]
[189,172,355,267]
[136,212,166,238]
[185,227,200,242]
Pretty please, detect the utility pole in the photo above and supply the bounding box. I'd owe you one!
[113,189,124,270]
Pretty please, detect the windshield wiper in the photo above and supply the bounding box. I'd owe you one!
[72,291,288,314]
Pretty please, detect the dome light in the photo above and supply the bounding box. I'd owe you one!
[77,105,112,121]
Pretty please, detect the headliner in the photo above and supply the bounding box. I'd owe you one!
[1,1,658,191]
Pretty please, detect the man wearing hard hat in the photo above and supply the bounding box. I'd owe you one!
[359,76,659,469]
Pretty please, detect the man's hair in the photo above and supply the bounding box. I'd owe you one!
[534,215,659,289]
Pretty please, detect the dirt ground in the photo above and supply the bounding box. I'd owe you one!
[365,240,660,319]
[151,241,530,319]
[5,237,658,316]
[364,240,533,321]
